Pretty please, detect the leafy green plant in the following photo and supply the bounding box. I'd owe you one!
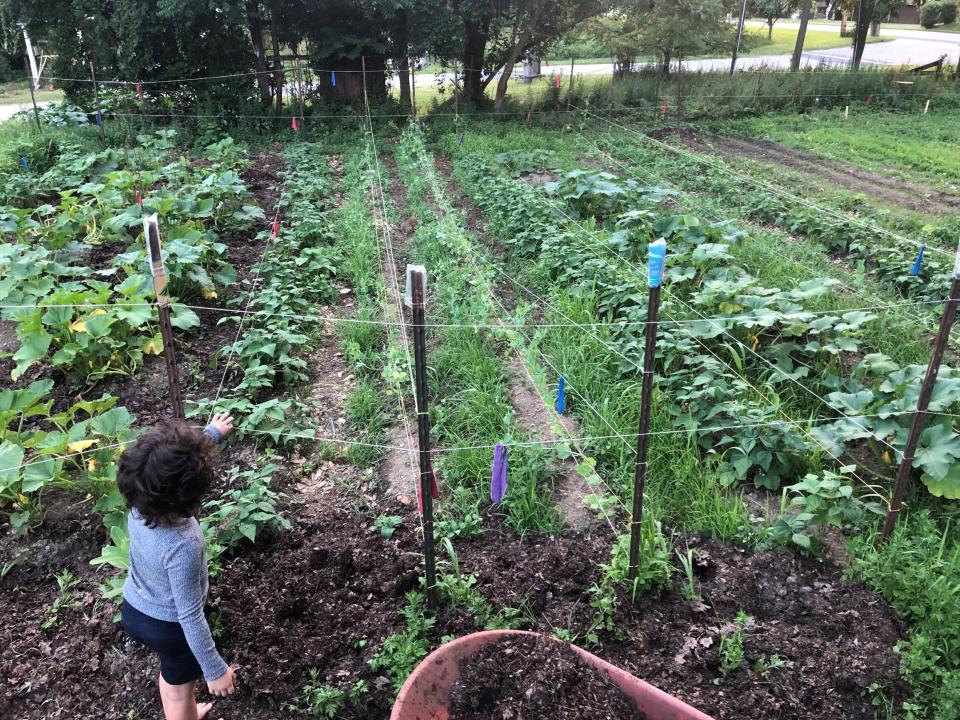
[295,670,345,718]
[676,548,701,602]
[369,591,435,691]
[753,653,786,678]
[41,569,81,630]
[716,611,751,681]
[370,514,403,539]
[202,462,291,570]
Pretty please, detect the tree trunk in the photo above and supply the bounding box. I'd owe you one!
[791,0,812,71]
[768,19,774,38]
[660,49,672,75]
[398,57,411,108]
[840,12,848,35]
[270,1,283,114]
[852,0,876,69]
[462,14,490,104]
[247,1,271,105]
[494,31,531,109]
[395,10,411,108]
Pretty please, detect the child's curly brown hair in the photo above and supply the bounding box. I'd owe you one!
[118,420,215,527]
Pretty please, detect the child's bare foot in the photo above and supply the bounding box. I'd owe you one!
[197,702,214,720]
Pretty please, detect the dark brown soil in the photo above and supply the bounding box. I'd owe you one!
[0,492,907,720]
[450,634,644,720]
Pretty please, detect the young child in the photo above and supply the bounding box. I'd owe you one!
[118,412,237,720]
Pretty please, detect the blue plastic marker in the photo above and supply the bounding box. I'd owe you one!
[20,157,29,172]
[95,111,102,127]
[331,71,336,87]
[557,376,566,414]
[648,238,667,288]
[911,244,926,276]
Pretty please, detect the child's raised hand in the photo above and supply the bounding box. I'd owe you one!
[208,665,237,697]
[209,412,235,440]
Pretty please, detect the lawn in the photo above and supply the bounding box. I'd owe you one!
[1,91,959,720]
[0,80,65,106]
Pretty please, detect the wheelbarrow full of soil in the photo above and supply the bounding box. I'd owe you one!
[391,630,714,720]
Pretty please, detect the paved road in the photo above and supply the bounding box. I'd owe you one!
[416,24,960,88]
[0,101,48,122]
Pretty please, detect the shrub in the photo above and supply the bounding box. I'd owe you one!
[921,1,943,27]
[943,1,957,24]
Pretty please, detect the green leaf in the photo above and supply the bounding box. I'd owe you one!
[0,442,24,491]
[22,457,60,492]
[791,532,811,549]
[91,407,135,438]
[115,304,154,328]
[922,463,960,500]
[170,306,200,330]
[12,331,52,379]
[915,424,960,480]
[239,523,257,542]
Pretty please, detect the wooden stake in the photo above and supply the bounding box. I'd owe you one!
[24,56,42,134]
[454,64,459,116]
[361,55,369,113]
[730,0,749,75]
[144,215,185,419]
[90,61,105,145]
[924,98,931,114]
[628,240,666,585]
[295,57,306,139]
[844,105,849,118]
[410,267,437,608]
[411,58,418,121]
[883,239,960,538]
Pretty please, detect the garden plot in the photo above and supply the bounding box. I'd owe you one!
[0,113,958,720]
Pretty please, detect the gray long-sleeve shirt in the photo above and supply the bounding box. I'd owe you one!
[121,425,228,681]
[122,510,227,681]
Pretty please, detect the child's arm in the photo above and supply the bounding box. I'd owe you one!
[202,412,235,444]
[165,536,229,684]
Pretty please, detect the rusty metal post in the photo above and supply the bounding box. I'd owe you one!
[144,214,185,419]
[883,239,960,538]
[628,240,666,586]
[409,266,437,608]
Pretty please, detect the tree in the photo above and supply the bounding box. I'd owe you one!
[490,0,606,107]
[752,0,798,38]
[791,0,812,70]
[634,0,733,74]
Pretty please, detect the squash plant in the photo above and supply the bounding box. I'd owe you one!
[0,380,137,533]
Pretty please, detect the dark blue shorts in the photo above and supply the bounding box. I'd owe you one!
[121,599,203,685]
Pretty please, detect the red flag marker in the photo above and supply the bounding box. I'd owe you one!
[136,83,143,99]
[135,190,143,207]
[660,99,670,114]
[291,116,299,131]
[271,217,280,238]
[526,111,532,126]
[555,74,561,89]
[417,464,441,513]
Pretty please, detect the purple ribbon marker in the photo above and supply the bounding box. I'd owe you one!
[491,444,508,504]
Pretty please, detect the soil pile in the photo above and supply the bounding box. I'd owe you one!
[449,634,645,720]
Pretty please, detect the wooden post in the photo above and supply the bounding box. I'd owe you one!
[90,61,105,145]
[883,239,960,538]
[454,64,459,116]
[628,240,666,585]
[294,57,306,140]
[144,214,185,419]
[410,267,437,608]
[24,56,42,134]
[730,0,749,75]
[411,58,418,121]
[361,55,369,108]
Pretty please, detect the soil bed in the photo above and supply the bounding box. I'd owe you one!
[449,634,644,720]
